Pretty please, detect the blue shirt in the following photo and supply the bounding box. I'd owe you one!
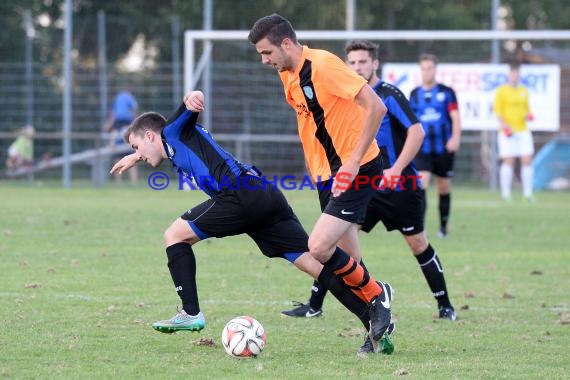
[409,84,458,155]
[373,81,422,191]
[162,105,258,197]
[112,91,138,123]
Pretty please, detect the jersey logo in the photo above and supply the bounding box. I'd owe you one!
[436,92,446,102]
[303,85,314,100]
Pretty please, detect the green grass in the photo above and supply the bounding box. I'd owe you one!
[1,184,568,379]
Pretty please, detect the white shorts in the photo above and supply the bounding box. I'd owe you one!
[498,130,534,158]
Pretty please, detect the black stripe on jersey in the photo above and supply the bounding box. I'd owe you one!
[299,59,342,175]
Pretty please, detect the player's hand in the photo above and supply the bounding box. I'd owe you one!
[110,153,140,175]
[380,166,403,190]
[332,160,359,197]
[445,136,460,152]
[184,91,205,112]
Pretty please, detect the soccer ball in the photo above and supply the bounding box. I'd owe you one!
[221,316,266,358]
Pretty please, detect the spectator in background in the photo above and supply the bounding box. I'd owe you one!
[5,125,35,173]
[409,54,462,238]
[493,63,535,202]
[105,87,139,183]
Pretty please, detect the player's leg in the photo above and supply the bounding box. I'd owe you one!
[309,159,392,346]
[498,132,515,201]
[282,182,363,318]
[414,151,433,221]
[519,131,535,201]
[153,215,205,333]
[282,222,363,318]
[404,232,456,320]
[153,195,249,334]
[500,157,515,201]
[248,206,395,354]
[434,152,455,237]
[435,176,451,237]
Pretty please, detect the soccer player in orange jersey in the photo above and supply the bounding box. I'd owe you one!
[249,14,393,353]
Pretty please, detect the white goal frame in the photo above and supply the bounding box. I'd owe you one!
[184,29,570,92]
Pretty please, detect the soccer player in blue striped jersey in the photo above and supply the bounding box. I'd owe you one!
[409,54,462,238]
[282,42,456,337]
[110,91,391,355]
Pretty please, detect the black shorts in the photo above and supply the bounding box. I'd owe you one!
[317,157,383,223]
[181,176,309,259]
[360,189,425,235]
[414,151,455,178]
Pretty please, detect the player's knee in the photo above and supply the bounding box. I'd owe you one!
[407,233,429,255]
[163,226,183,246]
[307,239,334,262]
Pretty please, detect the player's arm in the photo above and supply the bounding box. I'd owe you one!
[332,84,386,196]
[351,84,386,164]
[389,123,424,176]
[447,108,461,152]
[494,87,509,131]
[382,88,424,179]
[110,153,142,175]
[446,90,461,152]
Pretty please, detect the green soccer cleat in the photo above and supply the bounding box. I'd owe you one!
[357,321,396,356]
[379,333,394,355]
[152,310,205,333]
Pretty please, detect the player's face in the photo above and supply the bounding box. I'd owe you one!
[255,37,293,72]
[509,68,520,85]
[420,59,437,86]
[129,131,164,167]
[346,50,379,83]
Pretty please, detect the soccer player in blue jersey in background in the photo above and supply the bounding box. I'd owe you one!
[282,42,456,340]
[110,90,394,355]
[409,54,462,238]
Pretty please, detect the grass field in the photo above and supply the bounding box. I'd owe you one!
[1,184,569,379]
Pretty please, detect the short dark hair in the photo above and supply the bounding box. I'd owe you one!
[345,40,378,60]
[123,112,166,143]
[509,62,521,71]
[248,13,297,45]
[419,53,438,65]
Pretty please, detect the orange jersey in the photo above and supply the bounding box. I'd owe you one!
[279,46,380,181]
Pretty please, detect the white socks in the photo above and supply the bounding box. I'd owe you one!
[521,165,534,198]
[500,163,534,200]
[500,163,513,200]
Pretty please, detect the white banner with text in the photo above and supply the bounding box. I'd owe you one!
[381,64,560,131]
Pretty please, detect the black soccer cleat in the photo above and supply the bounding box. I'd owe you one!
[281,301,323,318]
[438,306,457,321]
[368,281,393,352]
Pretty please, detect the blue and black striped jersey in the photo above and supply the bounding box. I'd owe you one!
[373,81,421,191]
[161,104,257,197]
[409,83,458,155]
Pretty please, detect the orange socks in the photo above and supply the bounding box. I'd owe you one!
[333,256,381,303]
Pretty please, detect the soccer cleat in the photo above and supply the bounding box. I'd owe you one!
[281,301,323,318]
[368,281,393,352]
[152,309,206,333]
[357,321,396,356]
[437,227,448,238]
[438,306,457,321]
